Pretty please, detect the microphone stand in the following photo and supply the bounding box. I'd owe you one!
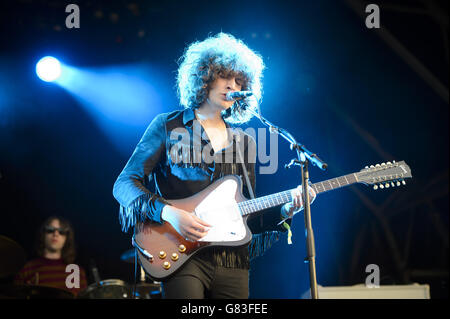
[237,99,327,299]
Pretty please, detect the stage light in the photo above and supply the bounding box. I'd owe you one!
[55,63,171,155]
[36,56,61,82]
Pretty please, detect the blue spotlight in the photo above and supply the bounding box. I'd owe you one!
[36,56,62,82]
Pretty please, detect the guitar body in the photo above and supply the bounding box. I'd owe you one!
[134,175,252,280]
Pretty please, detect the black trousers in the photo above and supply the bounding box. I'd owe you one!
[161,257,249,299]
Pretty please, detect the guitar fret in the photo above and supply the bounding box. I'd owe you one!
[255,200,261,211]
[246,202,251,214]
[265,196,270,208]
[252,201,257,213]
[258,199,264,210]
[261,198,266,210]
[239,202,246,215]
[330,179,336,189]
[276,193,282,205]
[270,195,277,206]
[250,201,255,213]
[278,193,283,206]
[286,191,292,202]
[276,194,281,205]
[314,183,322,193]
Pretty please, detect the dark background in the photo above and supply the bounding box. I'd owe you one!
[0,0,448,298]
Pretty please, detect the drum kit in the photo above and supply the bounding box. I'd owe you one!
[0,235,162,299]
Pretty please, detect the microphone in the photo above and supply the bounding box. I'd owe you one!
[225,91,253,101]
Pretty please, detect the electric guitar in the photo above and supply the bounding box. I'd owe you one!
[133,160,412,280]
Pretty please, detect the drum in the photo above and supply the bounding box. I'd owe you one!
[0,235,26,279]
[78,279,132,299]
[0,285,74,299]
[133,282,162,299]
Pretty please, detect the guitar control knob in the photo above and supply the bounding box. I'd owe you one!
[163,261,171,270]
[178,245,186,253]
[373,185,378,190]
[159,251,166,259]
[379,184,384,189]
[171,253,179,261]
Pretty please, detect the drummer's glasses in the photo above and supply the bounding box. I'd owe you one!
[45,226,68,236]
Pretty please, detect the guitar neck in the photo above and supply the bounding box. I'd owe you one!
[239,173,358,216]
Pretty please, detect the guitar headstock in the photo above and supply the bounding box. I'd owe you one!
[356,160,412,190]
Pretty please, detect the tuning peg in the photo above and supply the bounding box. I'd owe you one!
[379,184,384,189]
[373,185,378,190]
[375,164,380,167]
[391,182,395,187]
[387,161,392,165]
[370,165,374,168]
[365,166,369,169]
[385,183,390,188]
[393,160,396,164]
[396,181,401,186]
[402,180,406,185]
[381,162,386,166]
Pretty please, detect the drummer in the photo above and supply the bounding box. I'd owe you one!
[14,216,88,296]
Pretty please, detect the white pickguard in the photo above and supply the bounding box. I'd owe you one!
[194,179,246,242]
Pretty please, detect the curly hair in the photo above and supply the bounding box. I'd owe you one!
[35,216,77,264]
[177,32,265,124]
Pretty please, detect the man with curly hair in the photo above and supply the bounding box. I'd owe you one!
[113,33,315,299]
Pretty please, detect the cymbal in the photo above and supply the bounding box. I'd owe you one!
[120,248,135,263]
[0,235,26,278]
[0,284,74,299]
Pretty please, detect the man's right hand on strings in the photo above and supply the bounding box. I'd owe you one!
[161,205,211,241]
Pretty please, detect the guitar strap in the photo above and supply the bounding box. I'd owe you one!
[234,129,255,199]
[234,129,264,228]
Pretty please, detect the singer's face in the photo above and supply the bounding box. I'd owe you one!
[44,219,67,253]
[207,76,242,110]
